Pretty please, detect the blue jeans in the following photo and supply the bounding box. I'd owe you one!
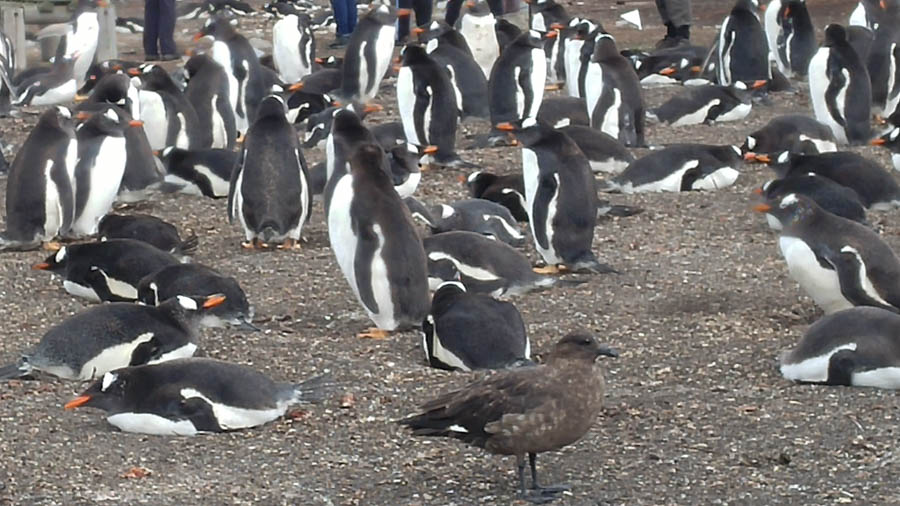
[331,0,357,37]
[143,0,176,56]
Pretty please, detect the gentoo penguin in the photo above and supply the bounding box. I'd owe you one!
[808,24,873,145]
[137,263,256,330]
[397,44,472,168]
[32,239,181,302]
[605,144,742,193]
[779,306,900,389]
[338,4,407,101]
[498,118,613,274]
[399,332,617,505]
[406,197,525,247]
[765,0,816,78]
[871,126,900,170]
[0,106,77,251]
[83,72,140,120]
[385,142,422,198]
[489,31,547,135]
[293,66,342,96]
[419,23,490,120]
[458,0,500,79]
[327,142,430,337]
[755,173,869,229]
[649,81,761,126]
[422,280,529,371]
[63,358,331,435]
[849,0,882,30]
[717,0,771,85]
[98,214,198,257]
[12,54,77,107]
[758,150,900,209]
[321,107,383,210]
[228,95,310,249]
[536,96,590,128]
[742,114,838,156]
[130,64,209,150]
[195,14,267,135]
[584,34,645,147]
[558,125,634,174]
[562,20,600,98]
[0,295,223,382]
[629,44,707,82]
[68,109,129,237]
[415,19,473,57]
[528,0,567,32]
[63,0,105,88]
[756,193,900,314]
[285,89,334,125]
[867,1,900,118]
[158,147,236,198]
[273,13,315,84]
[423,231,584,295]
[465,171,528,222]
[183,53,237,150]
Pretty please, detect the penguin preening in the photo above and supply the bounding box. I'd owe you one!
[327,142,430,337]
[755,173,869,229]
[0,106,77,251]
[63,358,331,435]
[780,306,900,389]
[228,95,311,249]
[742,114,838,156]
[0,295,222,381]
[98,214,198,257]
[649,82,761,126]
[465,170,528,222]
[422,280,530,371]
[498,118,613,274]
[606,144,742,193]
[808,24,873,145]
[159,146,236,198]
[406,197,525,247]
[756,193,900,314]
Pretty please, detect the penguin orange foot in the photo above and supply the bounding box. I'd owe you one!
[532,264,568,275]
[358,328,391,339]
[277,238,302,250]
[42,241,62,251]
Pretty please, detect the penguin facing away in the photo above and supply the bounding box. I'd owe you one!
[489,30,549,129]
[755,193,900,314]
[780,306,900,389]
[339,4,408,101]
[228,95,311,249]
[718,0,771,86]
[585,34,645,147]
[63,358,332,435]
[422,280,530,371]
[183,53,237,150]
[0,106,77,251]
[327,142,430,337]
[0,294,223,382]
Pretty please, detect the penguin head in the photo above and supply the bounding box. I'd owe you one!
[872,127,900,150]
[65,370,137,413]
[754,193,819,229]
[495,117,550,146]
[32,247,68,273]
[257,94,287,118]
[427,258,462,288]
[195,14,238,41]
[330,108,366,138]
[399,44,430,66]
[159,294,227,318]
[823,24,848,47]
[591,34,619,62]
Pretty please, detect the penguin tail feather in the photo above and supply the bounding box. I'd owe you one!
[175,234,200,256]
[154,181,187,195]
[0,359,31,380]
[571,255,618,275]
[291,373,336,404]
[598,203,645,218]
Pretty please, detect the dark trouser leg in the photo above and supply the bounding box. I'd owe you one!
[655,0,671,24]
[143,0,160,56]
[346,0,358,34]
[445,0,462,25]
[397,0,412,40]
[158,0,176,55]
[331,0,349,36]
[665,0,692,28]
[413,0,433,27]
[487,0,503,15]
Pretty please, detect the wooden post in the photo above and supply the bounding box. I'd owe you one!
[96,3,116,61]
[0,5,25,72]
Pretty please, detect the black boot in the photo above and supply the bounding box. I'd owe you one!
[676,24,690,42]
[655,22,679,49]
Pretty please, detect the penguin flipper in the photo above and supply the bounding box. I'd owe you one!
[351,219,381,314]
[831,249,900,312]
[824,64,847,127]
[175,234,200,256]
[532,174,558,250]
[227,143,247,224]
[290,373,335,404]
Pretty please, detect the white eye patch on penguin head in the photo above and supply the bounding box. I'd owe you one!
[779,193,799,209]
[55,247,67,263]
[177,295,199,311]
[101,372,118,392]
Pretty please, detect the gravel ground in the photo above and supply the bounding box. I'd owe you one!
[2,0,899,504]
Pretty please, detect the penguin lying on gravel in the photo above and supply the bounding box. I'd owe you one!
[64,358,332,435]
[605,144,742,193]
[742,115,838,156]
[0,294,224,381]
[158,147,236,198]
[780,306,900,389]
[755,174,869,229]
[98,214,198,257]
[649,81,763,126]
[422,280,530,371]
[871,126,900,171]
[405,197,525,247]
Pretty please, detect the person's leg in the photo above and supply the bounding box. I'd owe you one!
[346,0,357,34]
[486,0,503,16]
[143,0,160,58]
[158,0,177,57]
[331,0,348,37]
[397,0,412,41]
[413,0,432,28]
[445,0,463,26]
[666,0,691,29]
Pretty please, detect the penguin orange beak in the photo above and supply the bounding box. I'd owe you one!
[203,294,227,309]
[128,120,144,127]
[872,138,887,146]
[495,122,515,131]
[544,31,558,39]
[751,80,768,89]
[753,203,772,213]
[64,395,92,410]
[759,2,767,11]
[659,67,677,76]
[690,65,702,73]
[881,0,888,9]
[423,145,439,154]
[193,32,205,42]
[753,187,763,195]
[457,175,467,183]
[363,103,383,113]
[754,154,772,163]
[127,68,141,76]
[97,0,109,7]
[412,27,425,35]
[315,57,324,64]
[743,152,758,161]
[288,82,304,92]
[153,150,160,156]
[74,94,89,103]
[111,64,122,71]
[396,8,412,17]
[550,23,565,30]
[783,6,790,16]
[466,1,476,7]
[76,111,91,120]
[31,262,50,270]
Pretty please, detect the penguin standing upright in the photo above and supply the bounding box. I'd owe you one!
[131,64,209,149]
[229,95,310,249]
[69,109,129,237]
[0,107,77,250]
[419,22,490,119]
[327,142,430,337]
[397,45,471,168]
[184,53,237,150]
[489,31,548,131]
[195,15,267,135]
[323,108,382,213]
[458,0,500,79]
[528,0,568,32]
[497,118,613,274]
[65,0,105,88]
[717,0,771,85]
[765,0,816,78]
[584,34,645,147]
[809,24,873,145]
[339,5,407,101]
[867,1,900,118]
[273,13,315,84]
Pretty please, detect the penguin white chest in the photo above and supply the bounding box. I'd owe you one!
[397,67,421,145]
[365,223,398,330]
[273,17,305,83]
[527,48,547,119]
[564,40,585,97]
[808,49,849,144]
[212,41,240,128]
[584,62,603,120]
[460,15,499,78]
[328,173,360,299]
[778,236,853,314]
[71,136,128,236]
[138,90,168,150]
[42,160,64,239]
[29,79,77,106]
[522,148,561,264]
